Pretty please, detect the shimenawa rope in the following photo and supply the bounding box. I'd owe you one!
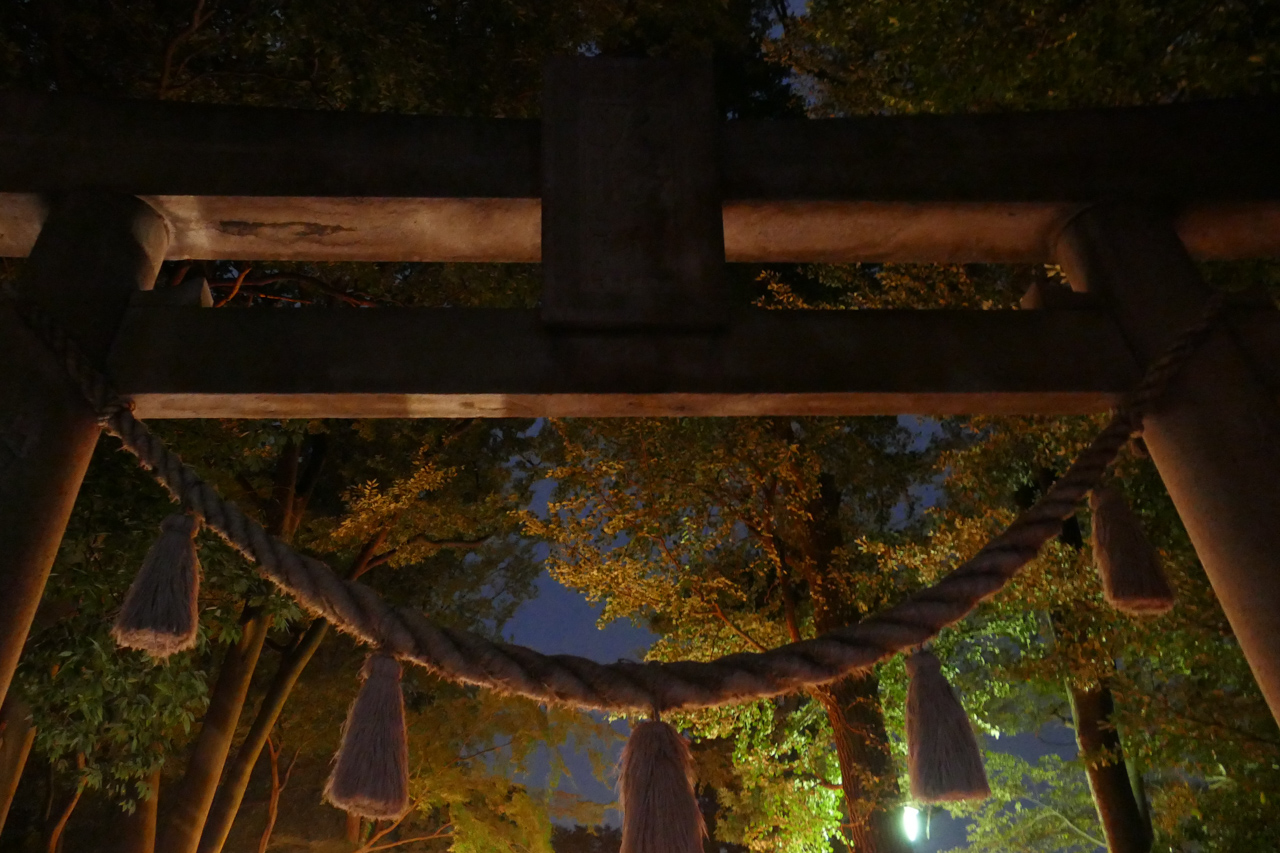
[1,286,1221,712]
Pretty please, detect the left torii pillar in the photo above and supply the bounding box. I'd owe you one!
[0,193,169,708]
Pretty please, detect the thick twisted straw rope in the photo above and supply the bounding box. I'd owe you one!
[3,286,1220,712]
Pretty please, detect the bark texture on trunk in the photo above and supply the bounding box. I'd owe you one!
[197,618,328,853]
[816,677,910,853]
[798,471,908,853]
[0,697,36,835]
[1068,683,1151,853]
[119,766,161,853]
[156,612,270,853]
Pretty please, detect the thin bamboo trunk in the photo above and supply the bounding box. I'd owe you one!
[199,528,375,853]
[157,612,270,853]
[0,698,36,835]
[157,438,318,853]
[1068,683,1151,853]
[120,766,161,853]
[197,618,329,853]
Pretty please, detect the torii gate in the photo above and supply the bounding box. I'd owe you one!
[2,57,1280,737]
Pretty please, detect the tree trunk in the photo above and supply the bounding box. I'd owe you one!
[157,611,271,853]
[197,619,329,853]
[815,677,910,853]
[0,697,36,835]
[798,469,908,853]
[120,766,161,853]
[46,754,85,853]
[199,523,370,853]
[157,437,318,853]
[256,736,297,853]
[1126,756,1152,838]
[1068,683,1151,853]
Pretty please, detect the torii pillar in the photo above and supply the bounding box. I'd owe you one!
[1056,204,1280,722]
[0,193,169,708]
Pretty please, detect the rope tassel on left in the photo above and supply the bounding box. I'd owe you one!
[112,513,202,656]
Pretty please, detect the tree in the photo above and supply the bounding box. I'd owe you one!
[10,435,233,847]
[877,413,1280,852]
[779,0,1280,115]
[16,1,1278,851]
[765,5,1280,849]
[1,389,577,852]
[525,416,938,851]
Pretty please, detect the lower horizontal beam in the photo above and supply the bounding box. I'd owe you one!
[128,391,1137,419]
[107,307,1158,418]
[4,194,1275,264]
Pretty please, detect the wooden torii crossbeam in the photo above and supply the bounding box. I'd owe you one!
[2,59,1280,730]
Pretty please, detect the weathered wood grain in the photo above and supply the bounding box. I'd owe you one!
[108,307,1152,418]
[2,93,1277,262]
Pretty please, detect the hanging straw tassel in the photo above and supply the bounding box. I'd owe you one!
[1090,486,1175,616]
[325,654,410,819]
[618,720,705,853]
[906,650,990,803]
[111,514,201,656]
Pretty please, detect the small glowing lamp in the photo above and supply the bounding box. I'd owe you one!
[902,806,921,843]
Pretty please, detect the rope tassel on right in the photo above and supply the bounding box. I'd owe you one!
[906,650,990,803]
[1090,484,1175,616]
[325,653,411,819]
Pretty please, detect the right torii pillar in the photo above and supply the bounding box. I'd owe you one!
[1056,203,1280,723]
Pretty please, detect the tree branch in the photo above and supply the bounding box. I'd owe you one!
[46,753,86,853]
[709,601,770,653]
[209,273,382,307]
[1023,797,1107,848]
[453,740,513,765]
[352,799,449,853]
[159,0,215,98]
[212,266,251,308]
[364,535,493,572]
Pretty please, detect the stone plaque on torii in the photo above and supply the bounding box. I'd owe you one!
[2,58,1280,732]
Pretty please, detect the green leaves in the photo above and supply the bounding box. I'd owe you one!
[941,753,1103,853]
[783,0,1280,116]
[528,416,936,849]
